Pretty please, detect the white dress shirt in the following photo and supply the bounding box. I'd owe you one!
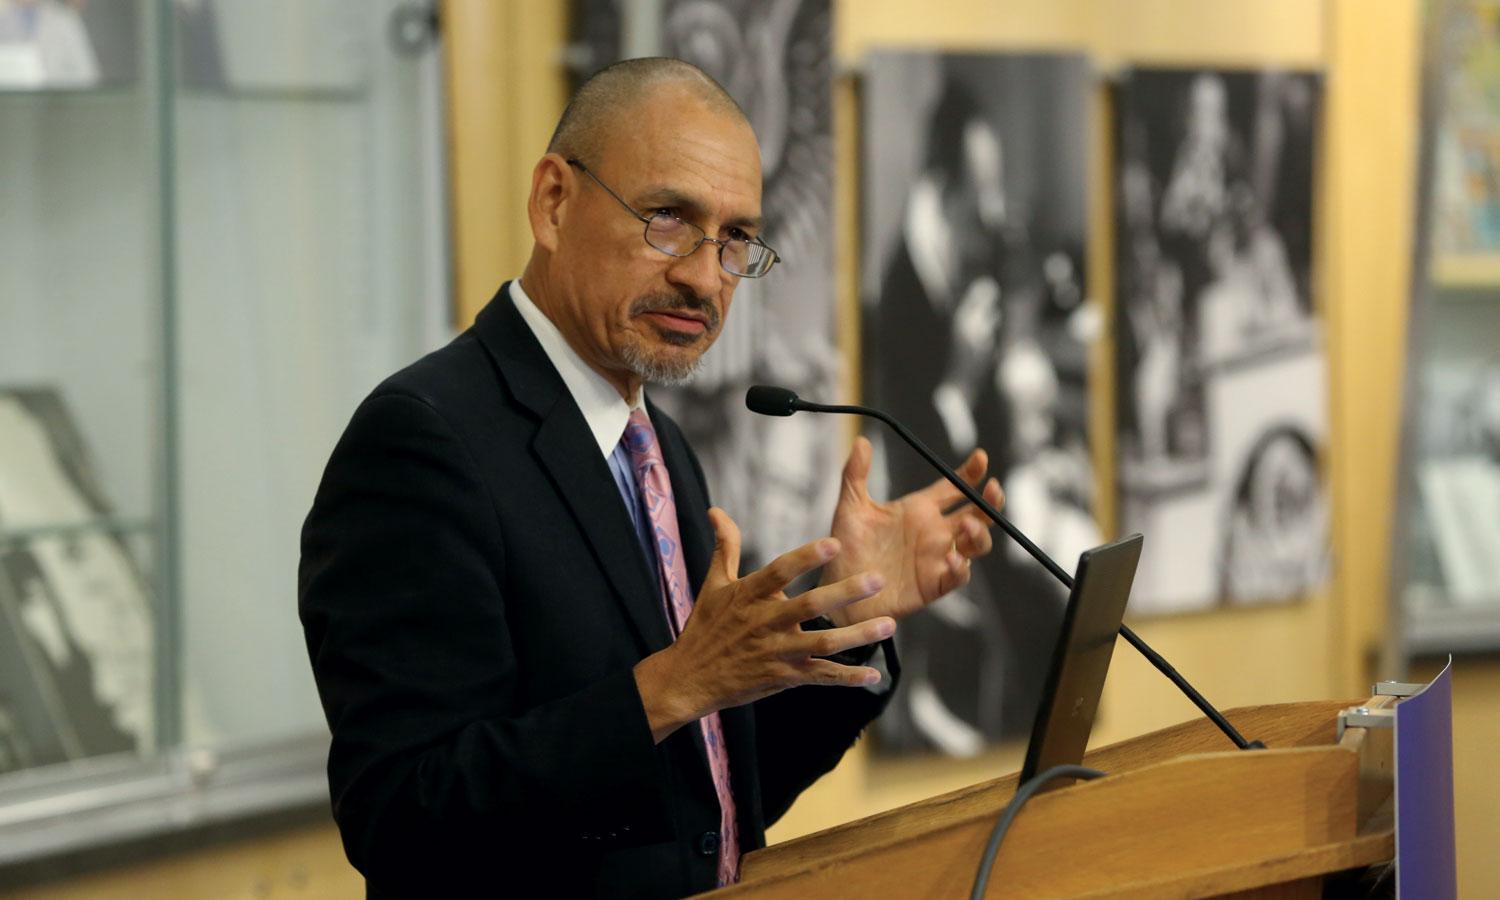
[510,278,643,455]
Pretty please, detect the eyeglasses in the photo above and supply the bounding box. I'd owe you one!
[567,158,780,278]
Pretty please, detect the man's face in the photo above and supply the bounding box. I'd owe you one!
[549,87,763,393]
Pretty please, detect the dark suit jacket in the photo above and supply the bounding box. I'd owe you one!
[299,284,895,898]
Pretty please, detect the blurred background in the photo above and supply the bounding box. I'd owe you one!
[0,0,1496,895]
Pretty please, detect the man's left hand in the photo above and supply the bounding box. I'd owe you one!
[820,436,1004,627]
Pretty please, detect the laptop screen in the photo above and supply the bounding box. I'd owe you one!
[1019,533,1143,786]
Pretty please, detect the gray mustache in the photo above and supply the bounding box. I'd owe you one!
[631,294,721,332]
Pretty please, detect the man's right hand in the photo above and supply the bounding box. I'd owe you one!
[632,508,895,744]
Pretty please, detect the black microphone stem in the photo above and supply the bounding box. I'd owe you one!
[804,400,1261,752]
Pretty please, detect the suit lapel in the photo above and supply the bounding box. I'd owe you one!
[477,283,753,815]
[474,284,674,656]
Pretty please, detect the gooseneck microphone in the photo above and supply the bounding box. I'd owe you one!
[745,384,1263,751]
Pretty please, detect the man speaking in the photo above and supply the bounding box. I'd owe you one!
[299,58,1003,898]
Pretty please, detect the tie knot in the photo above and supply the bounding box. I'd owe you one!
[623,408,660,462]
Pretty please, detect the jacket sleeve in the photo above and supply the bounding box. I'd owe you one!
[298,391,673,884]
[748,640,900,827]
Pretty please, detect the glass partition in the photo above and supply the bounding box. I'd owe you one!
[1396,0,1500,659]
[0,0,448,864]
[171,0,449,751]
[0,0,162,779]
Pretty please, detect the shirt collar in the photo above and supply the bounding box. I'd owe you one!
[509,278,642,457]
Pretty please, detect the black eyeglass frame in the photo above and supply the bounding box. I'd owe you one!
[566,158,781,278]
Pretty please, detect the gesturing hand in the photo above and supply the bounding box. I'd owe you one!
[820,437,1004,628]
[633,508,895,744]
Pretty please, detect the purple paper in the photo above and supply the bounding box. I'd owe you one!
[1396,658,1456,898]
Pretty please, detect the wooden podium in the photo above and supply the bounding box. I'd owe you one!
[713,698,1396,898]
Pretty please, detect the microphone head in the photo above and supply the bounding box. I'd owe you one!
[745,385,801,417]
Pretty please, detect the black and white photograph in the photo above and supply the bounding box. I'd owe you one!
[0,388,154,773]
[862,51,1097,755]
[1432,0,1500,254]
[570,0,842,572]
[1114,67,1329,614]
[568,0,622,79]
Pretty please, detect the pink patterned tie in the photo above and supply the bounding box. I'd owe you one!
[623,408,740,886]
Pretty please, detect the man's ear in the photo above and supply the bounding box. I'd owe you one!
[528,154,572,253]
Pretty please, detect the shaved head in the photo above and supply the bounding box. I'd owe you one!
[547,57,750,163]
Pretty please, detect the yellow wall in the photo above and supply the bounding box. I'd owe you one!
[443,0,570,322]
[19,1,1499,896]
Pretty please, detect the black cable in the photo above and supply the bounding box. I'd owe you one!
[970,765,1107,900]
[808,400,1263,751]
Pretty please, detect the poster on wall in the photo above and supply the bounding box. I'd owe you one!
[0,388,154,774]
[1114,67,1329,615]
[569,0,842,573]
[570,0,622,77]
[1433,0,1500,254]
[863,52,1096,755]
